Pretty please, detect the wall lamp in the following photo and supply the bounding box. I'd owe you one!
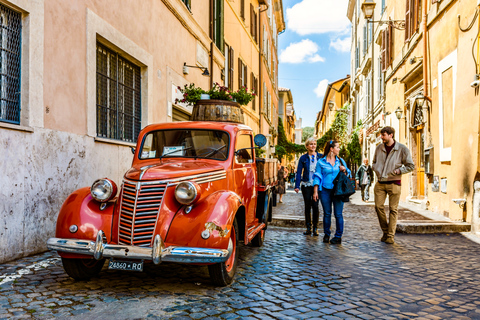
[395,106,403,120]
[183,62,210,76]
[361,0,406,30]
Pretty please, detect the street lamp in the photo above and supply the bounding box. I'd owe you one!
[361,0,375,19]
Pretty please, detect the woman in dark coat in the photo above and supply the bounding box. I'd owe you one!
[277,164,286,203]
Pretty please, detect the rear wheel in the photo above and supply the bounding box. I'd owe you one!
[61,257,105,280]
[208,219,239,286]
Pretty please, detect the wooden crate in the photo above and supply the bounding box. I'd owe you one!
[256,158,278,186]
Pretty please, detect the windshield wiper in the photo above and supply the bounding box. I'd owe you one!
[202,144,227,158]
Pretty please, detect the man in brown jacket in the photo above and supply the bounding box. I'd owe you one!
[372,126,415,244]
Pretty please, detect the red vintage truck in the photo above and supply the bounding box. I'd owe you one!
[47,118,277,286]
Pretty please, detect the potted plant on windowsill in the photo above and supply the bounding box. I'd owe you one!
[175,83,256,123]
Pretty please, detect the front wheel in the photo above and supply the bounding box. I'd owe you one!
[61,257,105,280]
[208,219,239,286]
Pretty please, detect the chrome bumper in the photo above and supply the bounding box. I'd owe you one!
[47,230,232,264]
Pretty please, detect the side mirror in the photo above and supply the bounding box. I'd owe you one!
[130,147,135,154]
[254,134,267,148]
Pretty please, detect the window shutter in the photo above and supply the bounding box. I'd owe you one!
[243,64,248,87]
[363,25,367,55]
[241,0,245,21]
[413,0,419,33]
[387,23,392,68]
[250,4,254,38]
[238,58,242,90]
[251,72,255,110]
[229,47,234,91]
[254,12,258,42]
[381,31,386,72]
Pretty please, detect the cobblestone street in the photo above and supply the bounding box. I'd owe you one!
[2,191,480,319]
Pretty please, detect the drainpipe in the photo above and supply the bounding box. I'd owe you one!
[209,0,214,90]
[422,0,432,104]
[258,5,268,135]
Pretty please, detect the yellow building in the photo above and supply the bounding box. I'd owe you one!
[349,0,480,227]
[0,0,284,263]
[314,77,351,141]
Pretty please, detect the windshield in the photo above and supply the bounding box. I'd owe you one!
[139,129,229,160]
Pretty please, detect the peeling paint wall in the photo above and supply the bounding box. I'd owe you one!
[0,128,132,263]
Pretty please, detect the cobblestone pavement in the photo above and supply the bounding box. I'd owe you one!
[2,191,480,319]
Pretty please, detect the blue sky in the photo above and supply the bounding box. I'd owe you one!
[278,0,351,128]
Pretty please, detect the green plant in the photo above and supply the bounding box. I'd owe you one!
[231,86,256,105]
[175,82,255,106]
[276,117,306,161]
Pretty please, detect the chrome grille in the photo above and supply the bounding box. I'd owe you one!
[119,181,166,247]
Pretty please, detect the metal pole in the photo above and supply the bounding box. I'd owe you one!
[370,19,374,126]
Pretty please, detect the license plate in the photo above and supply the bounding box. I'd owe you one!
[108,260,144,272]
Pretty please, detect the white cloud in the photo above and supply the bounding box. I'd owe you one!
[330,37,351,52]
[286,0,351,36]
[314,79,329,98]
[279,39,325,64]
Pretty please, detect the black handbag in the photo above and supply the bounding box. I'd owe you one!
[333,158,355,202]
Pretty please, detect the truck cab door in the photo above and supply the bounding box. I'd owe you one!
[233,132,257,226]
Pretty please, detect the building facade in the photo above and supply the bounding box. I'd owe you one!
[0,0,284,263]
[348,0,480,228]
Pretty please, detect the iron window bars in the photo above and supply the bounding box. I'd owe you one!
[0,4,21,125]
[96,42,141,143]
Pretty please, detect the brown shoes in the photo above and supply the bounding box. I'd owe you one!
[381,234,388,242]
[384,237,395,244]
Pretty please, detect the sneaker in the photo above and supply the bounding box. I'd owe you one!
[323,235,330,243]
[385,237,395,244]
[380,234,388,242]
[330,237,342,244]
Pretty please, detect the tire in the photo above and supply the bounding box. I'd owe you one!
[208,218,239,286]
[61,257,105,280]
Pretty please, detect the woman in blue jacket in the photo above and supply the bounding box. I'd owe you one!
[313,140,351,244]
[295,137,323,236]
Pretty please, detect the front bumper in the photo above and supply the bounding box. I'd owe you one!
[47,230,232,264]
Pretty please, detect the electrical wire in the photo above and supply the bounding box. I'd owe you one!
[458,9,478,32]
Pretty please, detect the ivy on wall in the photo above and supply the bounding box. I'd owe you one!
[276,117,306,162]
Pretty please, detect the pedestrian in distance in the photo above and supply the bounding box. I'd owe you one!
[372,126,415,244]
[277,164,287,203]
[356,158,374,202]
[295,137,322,236]
[313,140,351,244]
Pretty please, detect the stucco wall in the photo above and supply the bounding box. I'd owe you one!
[0,128,132,263]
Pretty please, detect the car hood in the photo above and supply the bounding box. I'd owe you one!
[124,159,225,181]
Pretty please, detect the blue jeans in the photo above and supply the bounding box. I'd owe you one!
[319,188,344,238]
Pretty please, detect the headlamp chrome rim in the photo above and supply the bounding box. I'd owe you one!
[91,178,117,203]
[174,181,199,205]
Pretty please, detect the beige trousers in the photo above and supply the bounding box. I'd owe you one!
[374,183,401,237]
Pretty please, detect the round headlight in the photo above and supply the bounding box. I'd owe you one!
[175,182,200,205]
[91,178,117,203]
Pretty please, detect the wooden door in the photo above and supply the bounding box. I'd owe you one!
[415,125,425,198]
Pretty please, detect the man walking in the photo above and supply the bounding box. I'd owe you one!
[356,159,373,202]
[372,127,415,244]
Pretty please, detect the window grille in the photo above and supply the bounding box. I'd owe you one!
[96,42,141,142]
[0,4,21,125]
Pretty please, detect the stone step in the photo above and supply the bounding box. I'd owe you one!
[396,220,471,234]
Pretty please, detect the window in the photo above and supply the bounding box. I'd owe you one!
[377,58,385,99]
[438,50,457,162]
[235,134,253,163]
[213,0,224,52]
[405,0,420,41]
[238,58,247,89]
[366,76,371,113]
[96,42,141,142]
[181,0,191,10]
[250,4,257,43]
[380,23,392,72]
[381,0,386,14]
[0,5,21,125]
[355,45,359,69]
[363,25,367,56]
